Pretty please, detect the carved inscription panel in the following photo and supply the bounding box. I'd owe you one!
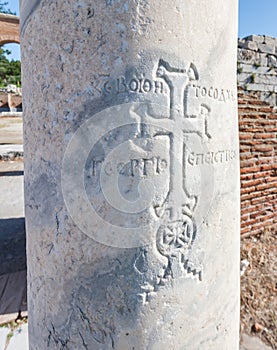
[63,58,237,287]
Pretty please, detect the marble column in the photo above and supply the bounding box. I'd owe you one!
[21,0,240,349]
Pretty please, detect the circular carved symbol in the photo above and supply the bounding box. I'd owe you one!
[157,216,195,258]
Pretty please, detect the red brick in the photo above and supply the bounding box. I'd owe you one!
[253,170,274,179]
[259,107,273,113]
[241,174,253,181]
[241,186,256,194]
[245,128,264,133]
[261,164,277,171]
[240,154,255,161]
[241,215,250,222]
[242,227,263,236]
[253,133,275,139]
[253,145,273,152]
[240,161,256,168]
[241,140,263,146]
[241,200,251,208]
[265,176,277,183]
[240,146,251,153]
[240,166,260,174]
[238,107,258,113]
[267,114,277,119]
[249,100,270,106]
[264,127,277,132]
[255,120,275,126]
[241,205,263,215]
[239,120,255,125]
[238,99,246,105]
[241,207,251,216]
[241,219,257,228]
[241,179,263,188]
[250,210,267,219]
[251,196,269,205]
[251,194,276,205]
[251,220,274,230]
[259,213,275,222]
[252,115,269,120]
[239,133,253,140]
[263,139,277,145]
[255,159,275,167]
[241,192,261,201]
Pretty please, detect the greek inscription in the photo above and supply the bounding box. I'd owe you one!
[192,85,236,103]
[89,75,165,97]
[187,150,236,166]
[88,157,168,177]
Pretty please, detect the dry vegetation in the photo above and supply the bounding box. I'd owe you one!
[240,227,277,349]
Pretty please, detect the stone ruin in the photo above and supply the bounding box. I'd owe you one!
[238,35,277,106]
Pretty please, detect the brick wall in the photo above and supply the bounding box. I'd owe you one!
[238,88,277,236]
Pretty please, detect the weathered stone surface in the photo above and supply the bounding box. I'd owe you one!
[240,334,272,350]
[264,35,276,46]
[245,83,275,92]
[21,0,240,349]
[237,72,252,84]
[237,35,277,105]
[268,54,277,68]
[242,35,264,44]
[260,91,277,106]
[238,63,274,75]
[238,70,277,86]
[257,43,276,55]
[238,40,258,51]
[238,49,268,66]
[254,74,277,85]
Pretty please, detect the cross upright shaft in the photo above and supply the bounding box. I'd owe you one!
[137,62,206,220]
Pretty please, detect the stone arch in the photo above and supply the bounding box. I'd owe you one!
[0,13,20,46]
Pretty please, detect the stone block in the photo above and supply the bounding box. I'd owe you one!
[246,83,275,92]
[264,35,275,46]
[254,74,277,85]
[240,333,272,350]
[260,92,276,106]
[242,35,264,43]
[237,72,250,84]
[238,40,258,51]
[239,63,273,75]
[238,49,268,66]
[257,43,275,55]
[268,55,277,68]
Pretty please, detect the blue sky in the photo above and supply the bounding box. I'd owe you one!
[239,0,277,38]
[4,0,277,61]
